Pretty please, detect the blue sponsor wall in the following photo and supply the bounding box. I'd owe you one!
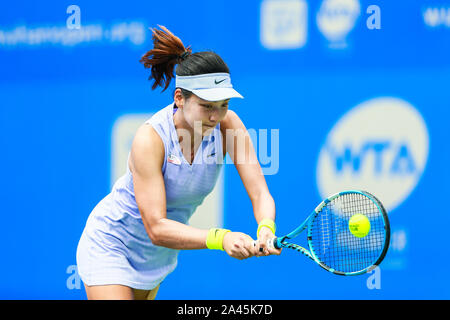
[0,0,449,299]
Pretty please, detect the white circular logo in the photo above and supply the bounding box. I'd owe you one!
[316,97,429,212]
[317,0,360,43]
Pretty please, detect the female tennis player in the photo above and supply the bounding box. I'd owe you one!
[76,25,280,300]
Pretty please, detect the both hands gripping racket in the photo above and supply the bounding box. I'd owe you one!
[261,190,390,276]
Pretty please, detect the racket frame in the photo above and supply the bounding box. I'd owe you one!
[273,190,390,276]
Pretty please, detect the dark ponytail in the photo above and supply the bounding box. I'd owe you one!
[140,25,190,91]
[140,25,230,94]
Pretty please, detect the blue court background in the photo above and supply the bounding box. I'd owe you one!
[1,1,449,299]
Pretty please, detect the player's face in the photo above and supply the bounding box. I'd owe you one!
[182,93,229,136]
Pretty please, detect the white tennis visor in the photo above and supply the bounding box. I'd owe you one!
[175,72,243,101]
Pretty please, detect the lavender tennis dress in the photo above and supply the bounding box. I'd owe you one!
[76,102,224,290]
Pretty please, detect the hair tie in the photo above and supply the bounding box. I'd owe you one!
[179,51,190,61]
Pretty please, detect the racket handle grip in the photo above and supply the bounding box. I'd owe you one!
[252,238,278,252]
[267,238,276,249]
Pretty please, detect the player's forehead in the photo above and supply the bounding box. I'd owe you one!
[192,94,230,105]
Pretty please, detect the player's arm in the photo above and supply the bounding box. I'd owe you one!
[220,110,279,255]
[130,124,256,259]
[130,124,208,250]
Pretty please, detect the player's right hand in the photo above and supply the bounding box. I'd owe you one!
[222,232,258,260]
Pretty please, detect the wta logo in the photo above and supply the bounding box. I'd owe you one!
[316,97,429,211]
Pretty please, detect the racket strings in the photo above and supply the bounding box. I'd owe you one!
[309,192,387,273]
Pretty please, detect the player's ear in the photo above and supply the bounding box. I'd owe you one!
[174,88,184,108]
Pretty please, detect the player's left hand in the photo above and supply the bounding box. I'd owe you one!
[256,227,282,256]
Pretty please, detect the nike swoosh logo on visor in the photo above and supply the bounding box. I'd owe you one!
[214,79,226,85]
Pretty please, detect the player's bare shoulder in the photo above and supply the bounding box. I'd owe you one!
[220,109,241,131]
[129,123,165,175]
[220,110,247,157]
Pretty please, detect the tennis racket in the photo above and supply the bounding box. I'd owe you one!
[257,190,390,276]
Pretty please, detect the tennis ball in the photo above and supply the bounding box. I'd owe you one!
[348,214,371,238]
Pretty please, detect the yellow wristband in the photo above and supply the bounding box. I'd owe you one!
[257,218,276,238]
[206,228,231,251]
